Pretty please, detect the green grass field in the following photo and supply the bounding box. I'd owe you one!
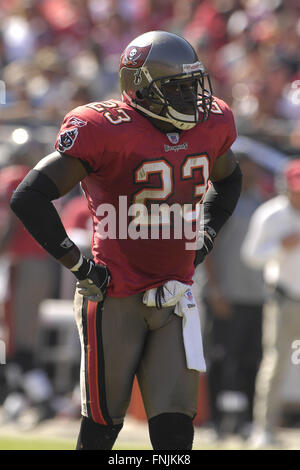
[0,436,75,450]
[0,435,256,450]
[1,428,298,450]
[0,436,153,450]
[0,437,75,450]
[0,434,248,450]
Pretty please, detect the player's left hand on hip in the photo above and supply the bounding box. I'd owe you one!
[194,230,215,266]
[72,256,111,302]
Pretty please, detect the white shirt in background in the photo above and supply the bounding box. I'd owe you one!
[241,194,300,298]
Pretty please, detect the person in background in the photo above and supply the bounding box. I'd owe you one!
[203,152,265,438]
[241,159,300,447]
[0,142,57,424]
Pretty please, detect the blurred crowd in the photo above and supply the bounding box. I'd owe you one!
[0,0,300,447]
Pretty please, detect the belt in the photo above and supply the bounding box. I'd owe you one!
[274,285,300,303]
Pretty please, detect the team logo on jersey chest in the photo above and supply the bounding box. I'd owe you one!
[58,128,78,152]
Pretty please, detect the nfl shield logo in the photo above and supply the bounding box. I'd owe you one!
[185,289,193,301]
[166,133,179,144]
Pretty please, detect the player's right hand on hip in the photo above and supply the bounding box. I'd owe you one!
[72,257,110,302]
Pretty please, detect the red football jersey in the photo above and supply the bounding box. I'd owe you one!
[55,97,236,297]
[61,195,91,231]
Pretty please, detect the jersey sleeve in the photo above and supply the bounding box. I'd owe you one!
[55,106,105,172]
[215,99,237,157]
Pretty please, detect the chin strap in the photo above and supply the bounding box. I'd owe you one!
[122,92,197,130]
[166,107,197,130]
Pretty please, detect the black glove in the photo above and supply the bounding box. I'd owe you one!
[194,230,215,266]
[72,256,111,302]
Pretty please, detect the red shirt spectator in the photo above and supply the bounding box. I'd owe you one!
[0,164,47,259]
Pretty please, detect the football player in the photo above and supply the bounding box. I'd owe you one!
[10,31,242,450]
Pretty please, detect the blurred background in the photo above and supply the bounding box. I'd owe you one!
[0,0,300,450]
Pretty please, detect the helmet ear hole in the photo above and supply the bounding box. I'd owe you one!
[136,88,148,100]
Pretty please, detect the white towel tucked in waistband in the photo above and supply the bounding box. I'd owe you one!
[143,281,206,372]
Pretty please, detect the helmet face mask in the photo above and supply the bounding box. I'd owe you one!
[119,31,213,130]
[146,73,213,126]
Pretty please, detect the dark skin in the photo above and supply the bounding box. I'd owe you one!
[33,141,237,270]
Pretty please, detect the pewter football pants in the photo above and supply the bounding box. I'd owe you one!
[74,290,199,426]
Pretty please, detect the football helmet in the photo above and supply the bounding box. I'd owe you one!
[119,31,213,130]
